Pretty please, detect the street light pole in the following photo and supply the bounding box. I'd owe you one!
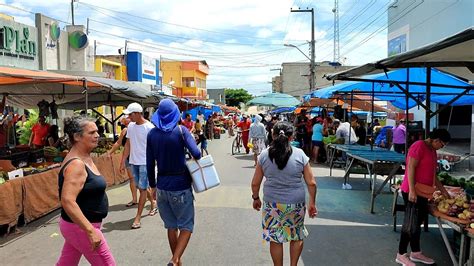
[290,8,315,92]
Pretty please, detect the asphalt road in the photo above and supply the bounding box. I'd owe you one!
[0,135,453,265]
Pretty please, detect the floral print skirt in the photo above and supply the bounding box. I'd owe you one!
[262,201,308,243]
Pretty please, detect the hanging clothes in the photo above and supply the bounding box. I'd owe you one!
[50,100,58,119]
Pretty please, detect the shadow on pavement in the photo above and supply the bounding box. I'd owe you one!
[0,209,60,247]
[102,218,137,232]
[301,222,452,266]
[233,155,253,160]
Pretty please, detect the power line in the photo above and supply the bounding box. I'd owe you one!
[78,2,290,44]
[90,28,295,66]
[341,0,425,56]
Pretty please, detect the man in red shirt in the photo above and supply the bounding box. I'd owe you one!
[29,116,50,148]
[182,113,195,133]
[237,115,251,154]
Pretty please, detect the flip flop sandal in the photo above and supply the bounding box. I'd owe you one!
[148,207,158,216]
[131,222,141,229]
[125,201,138,207]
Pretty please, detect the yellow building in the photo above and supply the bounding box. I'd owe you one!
[94,56,128,135]
[161,60,209,100]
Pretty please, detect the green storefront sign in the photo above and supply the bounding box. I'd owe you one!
[0,25,37,60]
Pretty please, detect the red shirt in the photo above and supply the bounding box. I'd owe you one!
[182,119,194,132]
[401,140,437,193]
[32,123,50,146]
[237,121,251,132]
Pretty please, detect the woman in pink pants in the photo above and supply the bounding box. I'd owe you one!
[56,116,115,266]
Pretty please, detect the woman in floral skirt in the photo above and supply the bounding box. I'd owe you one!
[251,121,317,266]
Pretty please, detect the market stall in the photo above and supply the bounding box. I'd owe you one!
[0,68,150,230]
[0,152,128,230]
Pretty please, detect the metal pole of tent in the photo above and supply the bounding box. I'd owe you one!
[84,79,89,115]
[349,90,354,144]
[405,68,410,154]
[371,82,375,151]
[425,67,431,138]
[111,105,116,139]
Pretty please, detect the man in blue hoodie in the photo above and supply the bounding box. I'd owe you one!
[147,99,201,266]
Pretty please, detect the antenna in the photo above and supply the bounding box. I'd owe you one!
[332,0,340,64]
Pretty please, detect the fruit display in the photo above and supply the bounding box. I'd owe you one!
[433,189,472,221]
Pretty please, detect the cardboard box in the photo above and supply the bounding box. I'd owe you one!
[8,168,23,180]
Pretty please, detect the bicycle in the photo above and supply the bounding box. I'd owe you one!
[232,129,243,155]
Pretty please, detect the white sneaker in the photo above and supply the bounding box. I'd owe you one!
[345,183,352,190]
[342,183,346,190]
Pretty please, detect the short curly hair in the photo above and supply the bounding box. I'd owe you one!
[63,116,96,145]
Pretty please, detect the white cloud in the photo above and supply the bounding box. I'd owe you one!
[257,28,273,38]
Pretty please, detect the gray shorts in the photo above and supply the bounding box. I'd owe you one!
[156,188,195,232]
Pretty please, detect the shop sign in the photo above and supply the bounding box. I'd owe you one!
[69,30,88,50]
[0,25,37,60]
[126,51,161,85]
[45,22,61,49]
[142,54,158,85]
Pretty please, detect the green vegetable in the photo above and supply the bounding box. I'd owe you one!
[16,109,39,145]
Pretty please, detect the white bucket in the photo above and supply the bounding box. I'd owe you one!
[186,155,220,193]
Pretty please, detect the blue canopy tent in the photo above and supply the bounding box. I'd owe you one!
[182,105,221,120]
[311,68,473,110]
[321,28,474,167]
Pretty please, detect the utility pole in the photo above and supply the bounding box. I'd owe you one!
[291,8,315,92]
[71,0,75,25]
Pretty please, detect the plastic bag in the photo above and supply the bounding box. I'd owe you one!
[401,201,419,236]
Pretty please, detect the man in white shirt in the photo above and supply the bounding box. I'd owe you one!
[121,103,157,229]
[197,111,205,125]
[336,121,358,145]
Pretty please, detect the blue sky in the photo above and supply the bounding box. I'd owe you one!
[0,0,393,95]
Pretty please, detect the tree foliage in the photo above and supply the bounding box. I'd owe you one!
[225,88,253,107]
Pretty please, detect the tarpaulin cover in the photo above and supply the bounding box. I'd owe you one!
[270,106,296,114]
[310,68,473,109]
[182,105,221,120]
[247,92,300,107]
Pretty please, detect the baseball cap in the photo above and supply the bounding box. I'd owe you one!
[333,119,341,124]
[123,102,143,115]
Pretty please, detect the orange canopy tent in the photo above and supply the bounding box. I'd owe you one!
[299,95,389,113]
[0,67,159,109]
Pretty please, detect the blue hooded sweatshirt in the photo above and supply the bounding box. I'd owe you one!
[147,99,201,191]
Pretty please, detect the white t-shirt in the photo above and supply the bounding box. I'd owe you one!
[197,114,205,125]
[336,122,358,144]
[126,121,154,165]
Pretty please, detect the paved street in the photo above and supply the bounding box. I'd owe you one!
[0,136,453,265]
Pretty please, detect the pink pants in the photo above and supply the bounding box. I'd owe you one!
[56,218,116,266]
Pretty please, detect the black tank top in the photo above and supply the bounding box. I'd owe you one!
[58,158,109,223]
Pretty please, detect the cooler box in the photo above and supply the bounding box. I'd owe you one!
[186,155,220,193]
